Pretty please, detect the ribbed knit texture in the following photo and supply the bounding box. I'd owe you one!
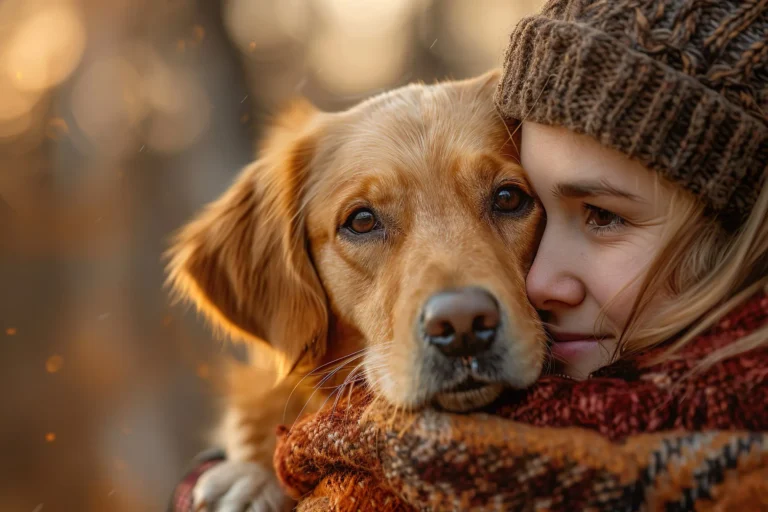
[495,0,768,225]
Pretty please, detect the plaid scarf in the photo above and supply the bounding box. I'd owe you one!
[274,290,768,511]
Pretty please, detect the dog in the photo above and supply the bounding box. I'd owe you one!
[166,70,546,511]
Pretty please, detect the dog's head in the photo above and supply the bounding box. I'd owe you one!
[167,71,545,412]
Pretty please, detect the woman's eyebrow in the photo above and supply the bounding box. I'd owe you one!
[552,179,645,202]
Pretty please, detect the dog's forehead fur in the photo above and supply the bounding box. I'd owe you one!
[320,80,509,170]
[304,79,517,230]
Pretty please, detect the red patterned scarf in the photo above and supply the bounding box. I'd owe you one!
[275,291,768,511]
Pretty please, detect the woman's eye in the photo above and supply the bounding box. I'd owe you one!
[584,204,626,231]
[343,208,380,234]
[493,185,531,214]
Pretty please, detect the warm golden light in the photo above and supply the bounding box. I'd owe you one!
[224,0,308,53]
[45,117,71,140]
[313,0,421,37]
[46,355,65,373]
[144,67,211,153]
[5,3,86,92]
[0,75,42,122]
[441,0,542,73]
[70,56,146,155]
[196,363,210,380]
[310,32,409,94]
[45,432,56,443]
[192,25,205,43]
[0,111,34,139]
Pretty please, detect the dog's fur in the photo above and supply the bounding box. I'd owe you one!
[166,71,546,511]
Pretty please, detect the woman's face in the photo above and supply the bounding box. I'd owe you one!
[522,122,676,379]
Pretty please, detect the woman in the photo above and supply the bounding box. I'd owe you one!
[175,1,767,510]
[498,0,768,384]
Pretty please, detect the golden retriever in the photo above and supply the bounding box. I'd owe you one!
[166,70,545,511]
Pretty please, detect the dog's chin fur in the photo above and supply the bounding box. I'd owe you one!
[166,69,545,509]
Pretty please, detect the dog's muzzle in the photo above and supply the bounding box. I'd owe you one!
[420,286,505,412]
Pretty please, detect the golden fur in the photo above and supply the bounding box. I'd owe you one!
[166,71,545,510]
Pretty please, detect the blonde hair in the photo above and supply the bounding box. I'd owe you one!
[608,176,768,371]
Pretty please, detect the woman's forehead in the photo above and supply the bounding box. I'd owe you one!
[521,122,663,198]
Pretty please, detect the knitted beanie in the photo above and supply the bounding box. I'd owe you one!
[495,0,768,225]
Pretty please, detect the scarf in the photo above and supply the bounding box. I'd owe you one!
[274,291,768,511]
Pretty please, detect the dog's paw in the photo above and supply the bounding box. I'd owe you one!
[192,460,290,512]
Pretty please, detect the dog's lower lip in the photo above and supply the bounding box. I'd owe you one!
[445,376,489,393]
[435,382,504,412]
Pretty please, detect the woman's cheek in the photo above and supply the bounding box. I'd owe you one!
[591,249,649,330]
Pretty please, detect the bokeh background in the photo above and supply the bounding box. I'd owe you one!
[0,0,546,510]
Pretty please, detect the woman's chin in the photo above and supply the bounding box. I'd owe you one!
[551,338,619,379]
[552,341,610,380]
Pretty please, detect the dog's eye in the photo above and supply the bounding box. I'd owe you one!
[493,185,530,214]
[344,208,380,234]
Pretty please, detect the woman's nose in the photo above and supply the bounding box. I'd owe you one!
[526,233,586,311]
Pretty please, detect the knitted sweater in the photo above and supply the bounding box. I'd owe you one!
[274,291,768,511]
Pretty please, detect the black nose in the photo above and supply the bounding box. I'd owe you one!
[422,287,500,358]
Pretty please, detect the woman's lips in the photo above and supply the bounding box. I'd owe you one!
[548,332,611,361]
[550,340,598,360]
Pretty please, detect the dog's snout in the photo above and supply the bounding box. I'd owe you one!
[422,287,500,358]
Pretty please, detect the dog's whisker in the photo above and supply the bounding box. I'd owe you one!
[343,379,361,422]
[317,381,350,418]
[331,363,366,414]
[311,362,352,392]
[360,383,385,422]
[282,349,368,423]
[302,349,369,376]
[342,361,368,384]
[309,359,365,377]
[288,356,361,431]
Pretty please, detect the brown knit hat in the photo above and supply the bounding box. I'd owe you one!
[495,0,768,226]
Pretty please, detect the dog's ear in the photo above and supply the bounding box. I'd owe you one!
[166,99,327,374]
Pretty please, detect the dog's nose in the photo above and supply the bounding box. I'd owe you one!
[422,287,500,358]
